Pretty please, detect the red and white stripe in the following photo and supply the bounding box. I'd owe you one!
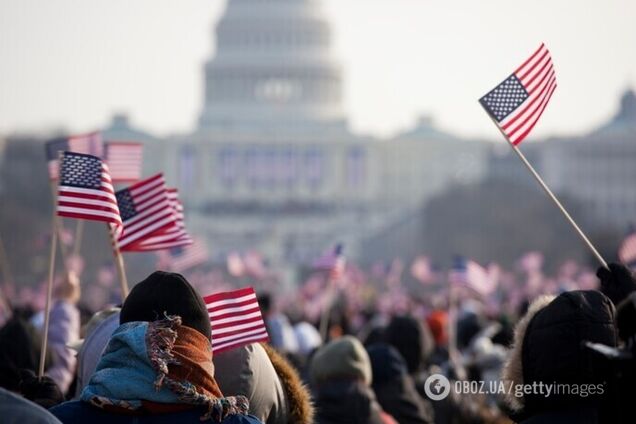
[105,141,143,183]
[204,287,269,353]
[499,43,557,145]
[117,174,177,250]
[133,188,193,251]
[57,159,122,234]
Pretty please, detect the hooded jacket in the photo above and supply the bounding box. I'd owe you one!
[310,336,393,424]
[502,290,617,424]
[367,343,433,424]
[215,342,307,424]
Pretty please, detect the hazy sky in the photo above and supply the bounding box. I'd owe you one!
[1,0,635,139]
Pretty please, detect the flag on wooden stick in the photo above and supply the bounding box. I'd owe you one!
[56,152,122,234]
[115,174,176,251]
[313,243,345,281]
[133,188,193,251]
[204,287,269,353]
[479,43,557,145]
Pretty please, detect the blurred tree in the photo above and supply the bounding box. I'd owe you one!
[422,178,600,270]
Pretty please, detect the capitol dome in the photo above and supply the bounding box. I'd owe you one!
[198,0,345,132]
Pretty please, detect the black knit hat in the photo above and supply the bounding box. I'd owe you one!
[120,271,211,339]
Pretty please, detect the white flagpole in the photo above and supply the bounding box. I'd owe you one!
[488,116,608,269]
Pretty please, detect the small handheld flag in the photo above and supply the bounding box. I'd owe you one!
[479,43,556,145]
[204,287,269,353]
[115,174,176,250]
[313,243,346,281]
[56,152,122,233]
[105,141,143,183]
[133,188,193,251]
[478,44,607,269]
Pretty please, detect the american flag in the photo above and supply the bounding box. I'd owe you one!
[133,188,193,251]
[46,132,103,179]
[618,229,636,266]
[203,287,269,353]
[57,152,122,234]
[449,257,496,297]
[313,243,345,281]
[105,141,143,183]
[115,174,177,251]
[168,238,208,273]
[479,43,557,145]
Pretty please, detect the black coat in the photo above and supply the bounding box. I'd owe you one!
[367,344,433,424]
[515,290,617,423]
[313,380,386,424]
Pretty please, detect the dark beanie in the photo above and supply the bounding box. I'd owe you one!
[120,271,211,339]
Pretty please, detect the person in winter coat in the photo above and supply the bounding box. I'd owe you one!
[309,335,396,424]
[502,290,617,424]
[366,343,433,424]
[50,271,262,424]
[73,307,120,397]
[46,272,81,395]
[214,342,314,423]
[260,343,315,424]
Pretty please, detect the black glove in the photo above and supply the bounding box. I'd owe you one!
[597,263,636,306]
[18,369,64,408]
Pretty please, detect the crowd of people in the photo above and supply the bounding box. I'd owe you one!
[1,258,636,423]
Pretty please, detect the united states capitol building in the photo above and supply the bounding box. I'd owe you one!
[101,0,636,270]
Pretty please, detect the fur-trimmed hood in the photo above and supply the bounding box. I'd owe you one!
[262,343,315,424]
[502,295,554,411]
[502,291,616,417]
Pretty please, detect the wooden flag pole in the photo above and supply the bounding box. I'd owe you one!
[107,224,128,301]
[49,182,69,273]
[39,185,60,379]
[489,117,608,269]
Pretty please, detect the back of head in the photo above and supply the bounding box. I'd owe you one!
[120,271,211,339]
[366,343,408,386]
[504,290,617,415]
[309,335,372,386]
[385,315,434,374]
[0,317,42,391]
[214,343,288,423]
[75,309,120,397]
